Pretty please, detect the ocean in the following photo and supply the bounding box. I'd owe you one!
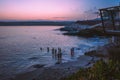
[0,26,109,78]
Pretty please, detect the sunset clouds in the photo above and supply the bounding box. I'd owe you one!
[0,0,119,21]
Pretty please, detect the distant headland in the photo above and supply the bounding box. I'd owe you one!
[0,21,74,26]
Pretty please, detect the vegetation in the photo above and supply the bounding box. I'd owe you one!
[62,46,120,80]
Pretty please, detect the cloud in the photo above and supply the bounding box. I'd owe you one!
[53,17,71,19]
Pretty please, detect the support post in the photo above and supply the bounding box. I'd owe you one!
[100,10,106,33]
[110,10,116,30]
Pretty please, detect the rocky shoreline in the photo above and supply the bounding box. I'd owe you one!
[59,20,118,37]
[7,41,119,80]
[4,20,119,80]
[10,55,99,80]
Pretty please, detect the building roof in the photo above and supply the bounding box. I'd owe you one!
[99,6,120,11]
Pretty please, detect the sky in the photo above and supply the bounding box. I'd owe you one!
[0,0,120,21]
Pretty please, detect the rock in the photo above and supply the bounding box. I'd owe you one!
[28,57,38,60]
[55,62,61,64]
[32,64,44,68]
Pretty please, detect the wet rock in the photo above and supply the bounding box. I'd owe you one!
[32,64,44,68]
[55,62,60,64]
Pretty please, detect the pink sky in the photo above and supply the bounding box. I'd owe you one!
[0,0,119,21]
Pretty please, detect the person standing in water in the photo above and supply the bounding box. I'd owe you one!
[54,49,57,59]
[40,47,42,51]
[57,48,62,64]
[52,48,55,58]
[47,47,49,52]
[71,47,74,57]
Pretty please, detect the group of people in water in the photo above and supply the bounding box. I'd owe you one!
[40,47,75,64]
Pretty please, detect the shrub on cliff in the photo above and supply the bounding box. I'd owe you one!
[62,47,120,80]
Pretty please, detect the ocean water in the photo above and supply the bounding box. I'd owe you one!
[0,26,109,78]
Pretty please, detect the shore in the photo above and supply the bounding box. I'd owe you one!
[11,55,99,80]
[4,41,118,80]
[59,20,120,37]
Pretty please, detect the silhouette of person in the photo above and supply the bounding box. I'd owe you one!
[40,47,42,51]
[47,47,49,52]
[71,47,74,57]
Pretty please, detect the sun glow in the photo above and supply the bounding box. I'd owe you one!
[0,0,119,21]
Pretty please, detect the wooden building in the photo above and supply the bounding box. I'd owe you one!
[99,6,120,35]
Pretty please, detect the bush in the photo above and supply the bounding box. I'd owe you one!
[62,59,120,80]
[62,47,120,80]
